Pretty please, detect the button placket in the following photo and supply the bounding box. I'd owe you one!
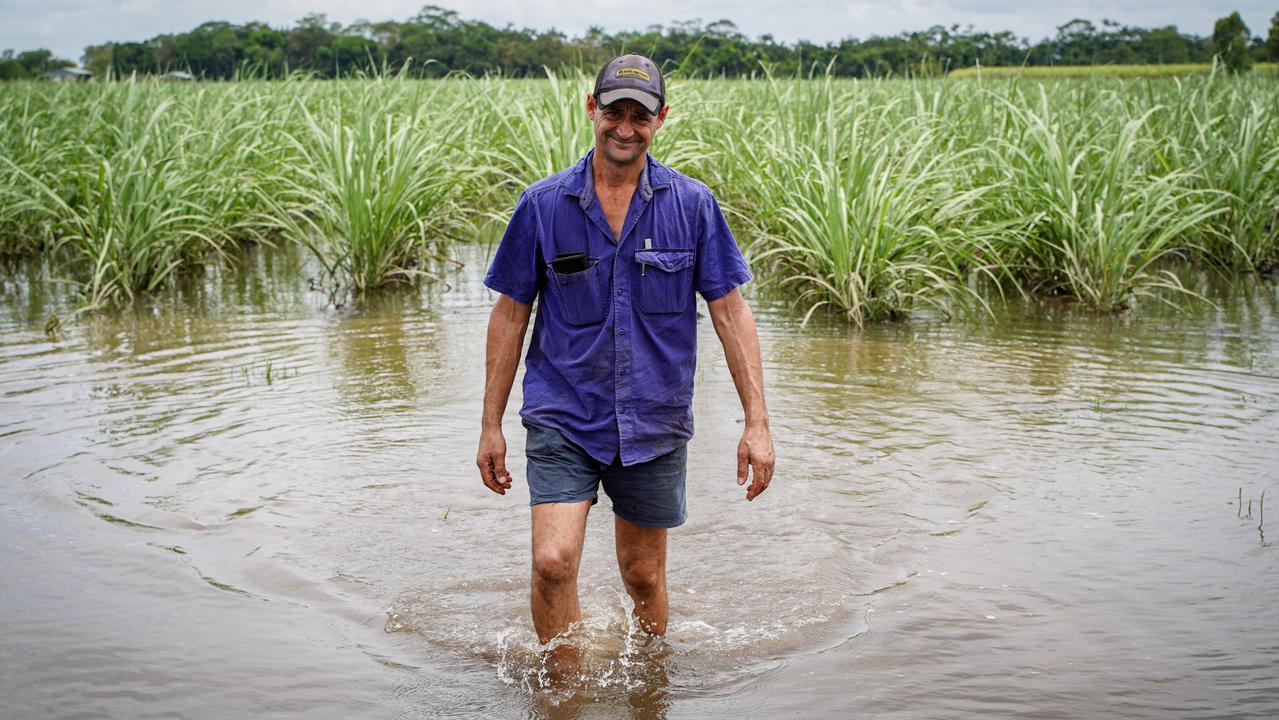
[612,245,633,450]
[605,168,654,461]
[617,182,651,249]
[614,191,655,462]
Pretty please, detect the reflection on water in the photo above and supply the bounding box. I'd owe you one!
[333,304,421,412]
[1,243,1277,718]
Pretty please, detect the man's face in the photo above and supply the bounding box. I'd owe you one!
[586,93,668,168]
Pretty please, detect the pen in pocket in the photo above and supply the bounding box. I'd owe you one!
[641,238,652,276]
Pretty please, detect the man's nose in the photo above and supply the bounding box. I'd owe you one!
[614,118,635,138]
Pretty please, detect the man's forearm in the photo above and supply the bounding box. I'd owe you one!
[482,296,532,429]
[709,292,769,427]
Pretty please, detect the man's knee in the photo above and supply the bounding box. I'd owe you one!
[620,557,663,595]
[532,546,579,586]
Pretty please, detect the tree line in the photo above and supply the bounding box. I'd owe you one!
[3,6,1278,80]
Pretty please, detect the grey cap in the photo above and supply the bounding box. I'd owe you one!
[593,54,665,114]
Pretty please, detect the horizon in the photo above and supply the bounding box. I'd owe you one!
[1,1,1274,65]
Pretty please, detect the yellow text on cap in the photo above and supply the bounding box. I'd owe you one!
[615,68,652,81]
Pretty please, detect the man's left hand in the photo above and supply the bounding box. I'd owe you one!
[736,423,775,501]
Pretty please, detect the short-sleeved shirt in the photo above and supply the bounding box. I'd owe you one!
[483,151,752,466]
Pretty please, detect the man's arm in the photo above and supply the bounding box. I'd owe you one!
[477,294,533,495]
[707,288,775,501]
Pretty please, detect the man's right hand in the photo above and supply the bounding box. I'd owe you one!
[478,294,530,496]
[477,426,513,495]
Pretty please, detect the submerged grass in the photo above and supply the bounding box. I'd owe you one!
[7,88,229,309]
[261,97,458,297]
[1195,101,1279,272]
[481,70,593,189]
[746,100,1001,324]
[0,72,1276,321]
[989,90,1225,310]
[717,80,948,322]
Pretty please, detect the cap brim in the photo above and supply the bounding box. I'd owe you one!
[598,89,662,114]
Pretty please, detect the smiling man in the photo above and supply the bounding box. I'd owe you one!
[476,54,775,662]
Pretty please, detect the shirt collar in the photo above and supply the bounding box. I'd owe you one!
[565,150,672,210]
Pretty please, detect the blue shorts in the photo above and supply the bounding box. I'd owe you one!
[524,422,687,529]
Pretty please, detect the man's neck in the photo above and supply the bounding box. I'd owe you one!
[591,150,644,191]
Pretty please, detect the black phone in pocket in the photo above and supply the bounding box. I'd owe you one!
[551,252,590,274]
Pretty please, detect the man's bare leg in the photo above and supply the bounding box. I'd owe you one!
[614,515,668,635]
[531,500,592,673]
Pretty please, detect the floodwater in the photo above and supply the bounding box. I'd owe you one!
[2,243,1277,719]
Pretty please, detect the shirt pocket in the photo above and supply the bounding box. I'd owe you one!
[547,257,606,325]
[634,248,694,314]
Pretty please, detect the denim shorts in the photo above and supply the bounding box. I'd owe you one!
[524,422,687,528]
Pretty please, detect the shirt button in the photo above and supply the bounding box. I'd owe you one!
[616,289,624,296]
[618,329,626,336]
[620,369,628,376]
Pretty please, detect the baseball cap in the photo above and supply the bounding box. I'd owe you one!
[593,54,665,115]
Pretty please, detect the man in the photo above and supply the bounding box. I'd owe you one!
[476,54,775,653]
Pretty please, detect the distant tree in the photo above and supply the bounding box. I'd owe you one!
[1251,35,1269,63]
[411,5,461,28]
[287,14,337,73]
[242,24,286,77]
[1141,26,1191,64]
[1211,11,1252,72]
[173,22,243,77]
[11,49,72,76]
[1054,18,1098,64]
[82,43,114,78]
[327,35,379,76]
[0,49,23,80]
[28,10,1273,83]
[112,42,157,74]
[1268,11,1279,62]
[0,49,72,78]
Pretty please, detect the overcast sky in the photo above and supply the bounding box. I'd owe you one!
[2,1,1273,64]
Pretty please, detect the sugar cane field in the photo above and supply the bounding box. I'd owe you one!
[1,73,1278,718]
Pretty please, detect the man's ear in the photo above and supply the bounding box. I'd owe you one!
[586,92,598,119]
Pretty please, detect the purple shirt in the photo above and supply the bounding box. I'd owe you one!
[483,152,752,466]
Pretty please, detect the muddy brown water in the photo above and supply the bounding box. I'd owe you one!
[2,244,1277,719]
